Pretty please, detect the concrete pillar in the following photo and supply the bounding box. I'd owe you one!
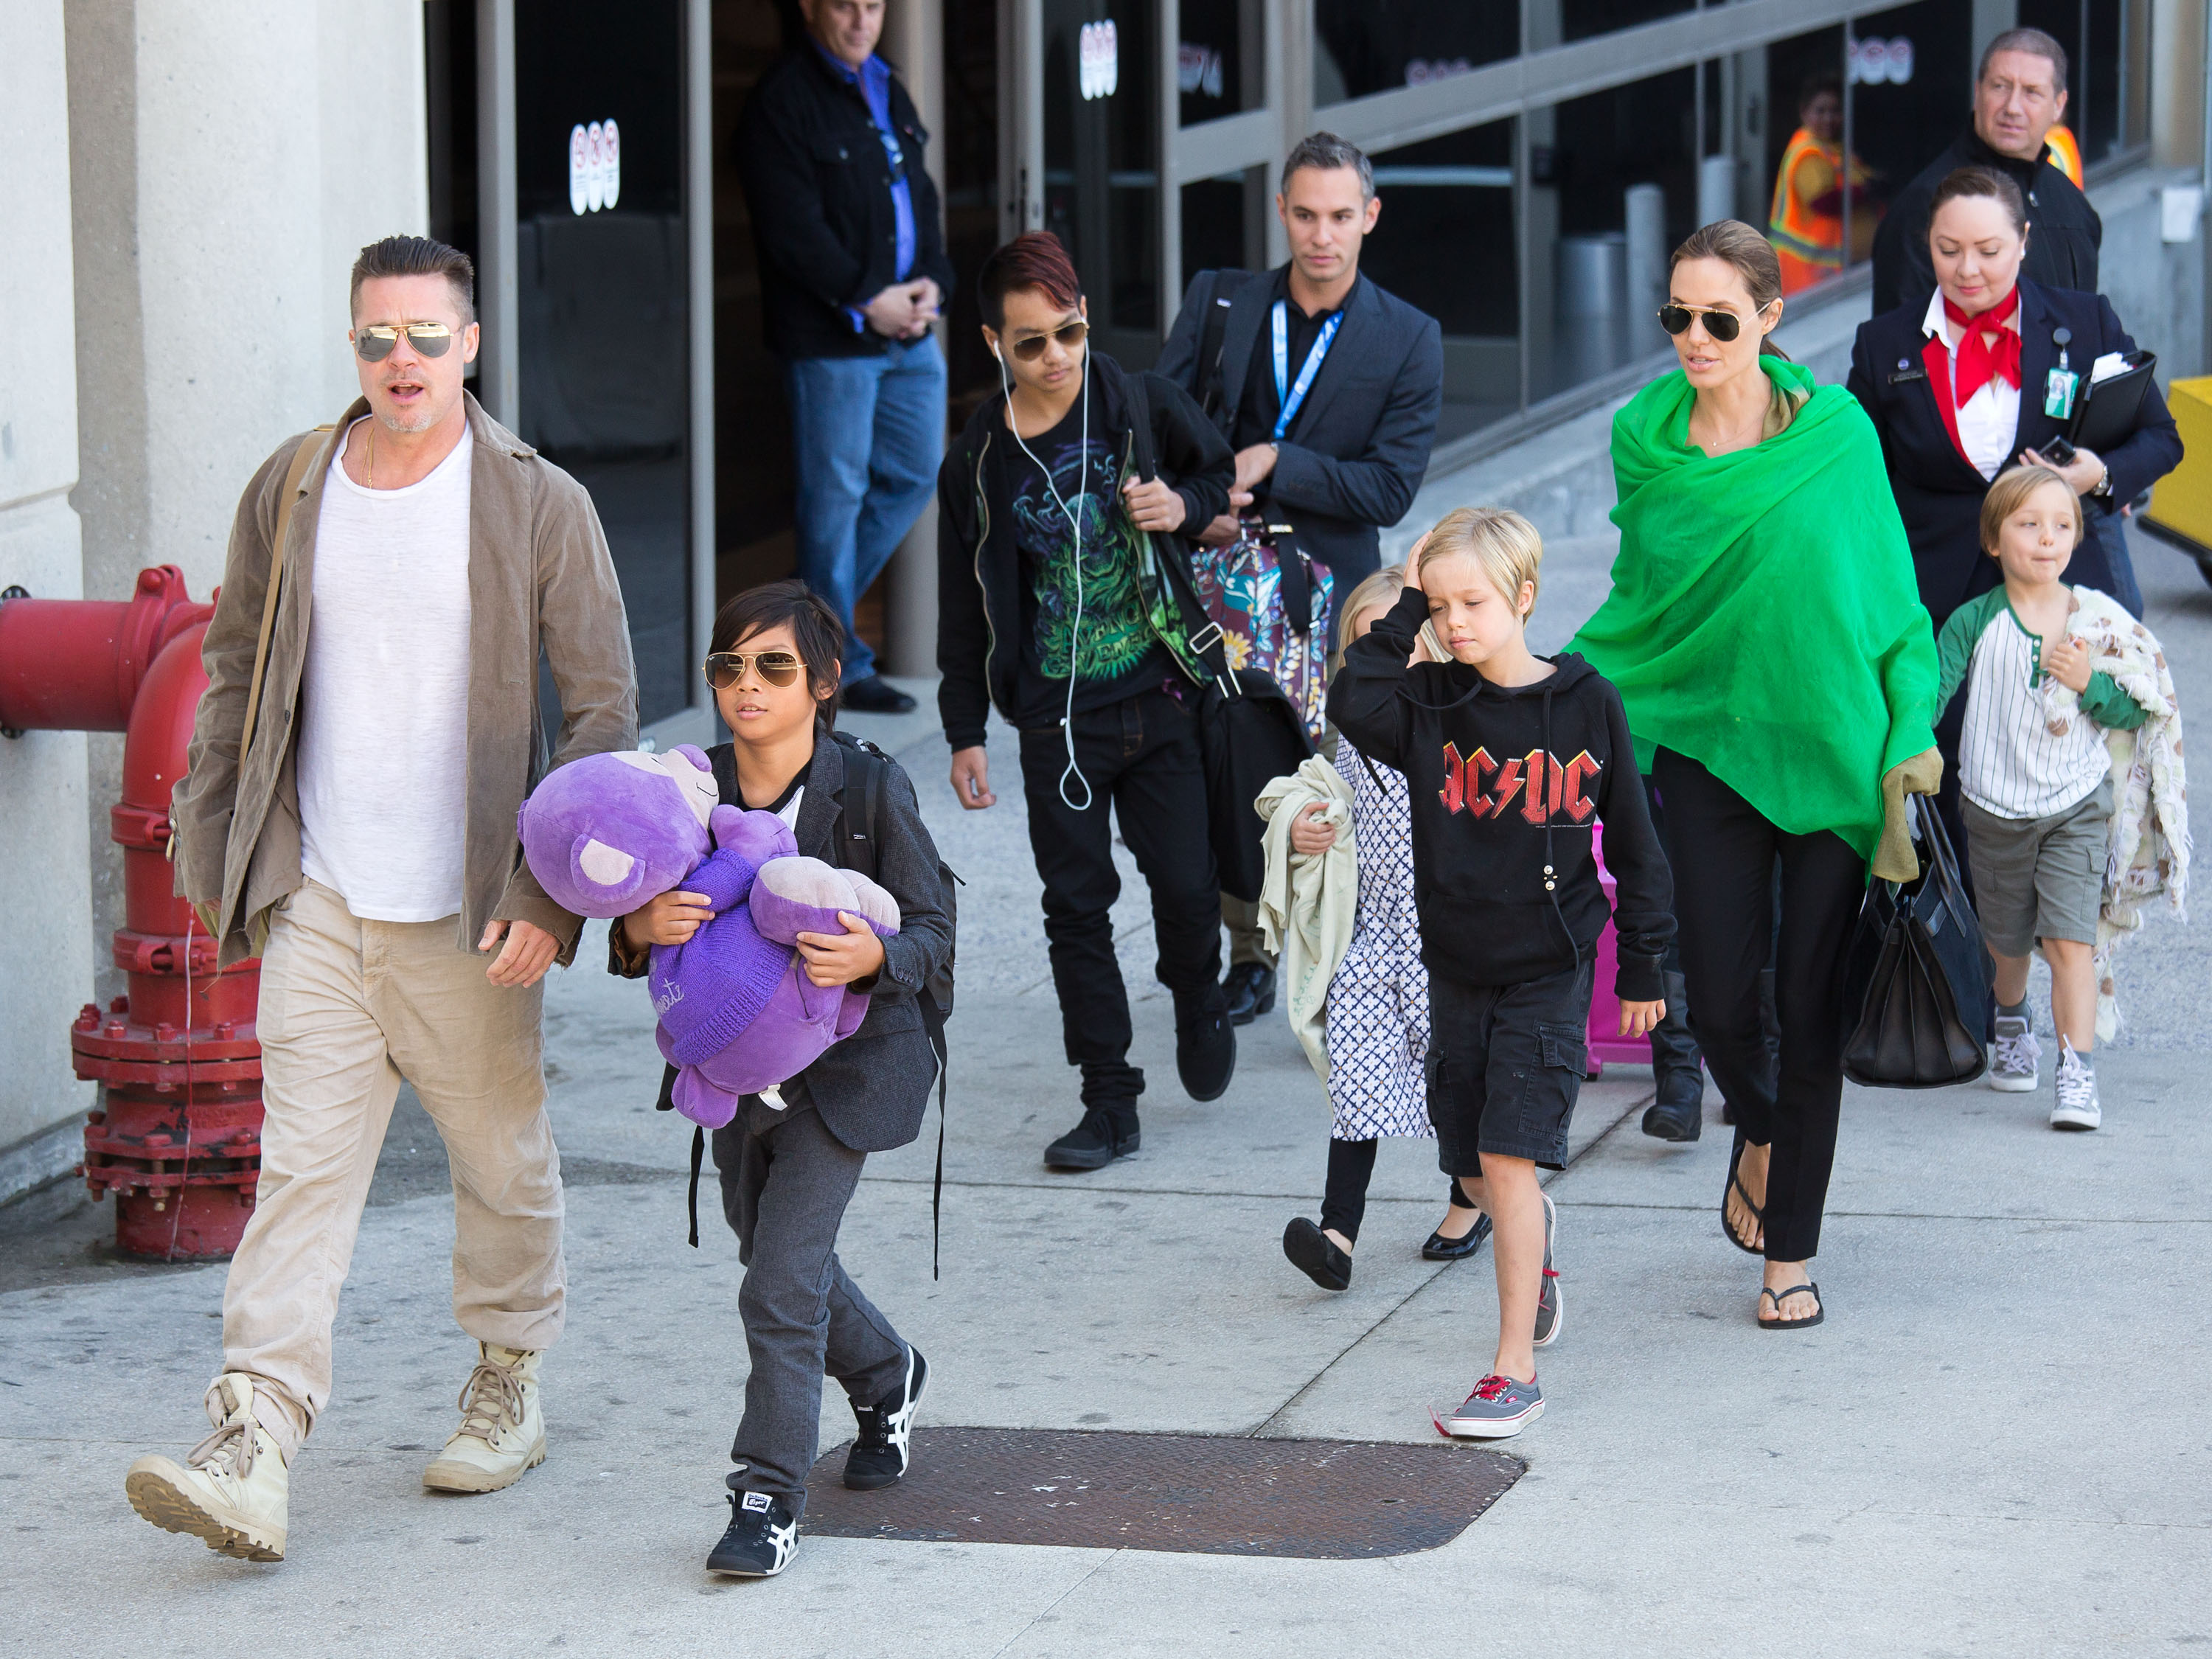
[881,0,943,678]
[64,0,428,1006]
[2152,0,2208,171]
[0,0,97,1197]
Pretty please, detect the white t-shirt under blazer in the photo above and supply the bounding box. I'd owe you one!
[296,418,475,923]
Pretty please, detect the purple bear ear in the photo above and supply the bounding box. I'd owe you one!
[673,743,712,771]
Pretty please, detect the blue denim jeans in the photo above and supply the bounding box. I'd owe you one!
[783,334,947,684]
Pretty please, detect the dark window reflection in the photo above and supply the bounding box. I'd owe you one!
[1560,0,1691,45]
[1044,0,1158,364]
[1844,1,1972,260]
[2020,0,2132,164]
[1178,0,1261,126]
[1360,122,1519,445]
[516,0,691,726]
[1181,170,1265,295]
[1315,0,1517,108]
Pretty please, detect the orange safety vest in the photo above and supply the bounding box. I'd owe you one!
[2046,125,2083,187]
[1768,127,1876,293]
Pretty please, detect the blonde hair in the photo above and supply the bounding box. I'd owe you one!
[1416,507,1544,618]
[1338,565,1408,655]
[1980,465,2083,554]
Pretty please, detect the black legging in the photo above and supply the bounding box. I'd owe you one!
[1319,1138,1470,1244]
[1652,749,1865,1263]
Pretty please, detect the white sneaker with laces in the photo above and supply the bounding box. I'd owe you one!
[1989,1012,2041,1093]
[2051,1039,2102,1131]
[125,1372,290,1561]
[423,1343,546,1492]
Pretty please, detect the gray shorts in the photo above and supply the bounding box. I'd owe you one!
[1961,779,2112,956]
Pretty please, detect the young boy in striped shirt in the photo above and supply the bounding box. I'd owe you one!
[1935,466,2149,1130]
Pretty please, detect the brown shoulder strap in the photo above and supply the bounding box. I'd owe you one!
[238,425,335,769]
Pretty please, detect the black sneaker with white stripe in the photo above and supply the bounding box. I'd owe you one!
[843,1346,928,1491]
[707,1484,799,1577]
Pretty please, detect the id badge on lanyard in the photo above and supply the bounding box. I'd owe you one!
[1273,301,1343,442]
[2045,333,2078,420]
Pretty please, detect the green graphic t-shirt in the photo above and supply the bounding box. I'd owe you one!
[1007,398,1173,726]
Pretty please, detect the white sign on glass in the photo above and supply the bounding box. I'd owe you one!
[1079,20,1119,100]
[568,119,624,215]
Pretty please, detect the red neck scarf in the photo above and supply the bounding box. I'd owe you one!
[1942,285,2022,408]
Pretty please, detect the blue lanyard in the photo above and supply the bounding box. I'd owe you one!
[1272,299,1343,442]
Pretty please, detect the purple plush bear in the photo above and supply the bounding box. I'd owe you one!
[650,806,900,1130]
[517,745,720,918]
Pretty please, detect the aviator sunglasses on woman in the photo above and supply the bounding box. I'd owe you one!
[1658,301,1778,343]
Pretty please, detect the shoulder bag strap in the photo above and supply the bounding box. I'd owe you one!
[237,425,335,775]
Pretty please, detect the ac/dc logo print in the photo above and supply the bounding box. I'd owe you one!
[1439,743,1601,823]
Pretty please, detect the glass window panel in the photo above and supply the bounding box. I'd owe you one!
[1528,69,1694,404]
[2018,1,2123,167]
[1178,0,1262,127]
[1359,121,1519,445]
[1844,3,1973,278]
[1559,0,1691,46]
[1044,0,1159,362]
[1180,167,1266,296]
[1314,0,1517,110]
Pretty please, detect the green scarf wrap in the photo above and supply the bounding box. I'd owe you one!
[1568,359,1938,863]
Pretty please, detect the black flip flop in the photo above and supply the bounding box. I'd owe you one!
[1758,1281,1823,1329]
[1722,1138,1766,1256]
[1283,1217,1352,1291]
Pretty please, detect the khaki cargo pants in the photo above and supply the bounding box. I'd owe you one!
[219,880,565,1456]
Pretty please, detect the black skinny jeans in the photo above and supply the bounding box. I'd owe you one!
[1652,749,1865,1263]
[1018,686,1222,1106]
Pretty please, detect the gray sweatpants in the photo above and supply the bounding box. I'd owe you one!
[712,1095,908,1517]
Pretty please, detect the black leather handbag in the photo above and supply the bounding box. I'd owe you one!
[1194,664,1314,903]
[1842,796,1990,1088]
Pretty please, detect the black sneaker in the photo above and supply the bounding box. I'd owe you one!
[1044,1105,1140,1171]
[706,1485,799,1577]
[1175,995,1237,1102]
[1222,962,1276,1026]
[1282,1217,1352,1290]
[840,675,917,714]
[844,1346,928,1491]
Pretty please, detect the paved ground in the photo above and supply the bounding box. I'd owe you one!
[3,525,2207,1657]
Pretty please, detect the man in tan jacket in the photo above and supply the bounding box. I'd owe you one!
[125,235,637,1562]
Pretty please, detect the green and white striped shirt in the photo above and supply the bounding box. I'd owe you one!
[1933,585,2149,820]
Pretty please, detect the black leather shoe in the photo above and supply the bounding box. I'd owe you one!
[1175,997,1237,1101]
[1641,1068,1704,1142]
[844,1346,927,1491]
[1283,1217,1352,1290]
[707,1485,799,1577]
[1222,962,1276,1026]
[1421,1211,1492,1262]
[841,675,917,714]
[1044,1105,1139,1171]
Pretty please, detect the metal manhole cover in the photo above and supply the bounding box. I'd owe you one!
[803,1427,1522,1559]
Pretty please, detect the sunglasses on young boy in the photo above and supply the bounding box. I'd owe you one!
[1657,302,1770,343]
[703,650,805,689]
[1004,319,1088,362]
[353,321,456,361]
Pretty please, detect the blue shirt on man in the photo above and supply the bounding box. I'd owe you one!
[813,43,916,331]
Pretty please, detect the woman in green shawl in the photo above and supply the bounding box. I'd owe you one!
[1569,220,1940,1330]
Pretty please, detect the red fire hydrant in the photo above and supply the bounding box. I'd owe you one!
[0,567,265,1259]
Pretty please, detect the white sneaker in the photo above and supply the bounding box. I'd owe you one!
[1989,1012,2041,1093]
[126,1373,290,1561]
[423,1343,546,1492]
[2051,1040,2102,1131]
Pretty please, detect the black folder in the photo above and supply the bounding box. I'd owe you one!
[2067,351,2157,452]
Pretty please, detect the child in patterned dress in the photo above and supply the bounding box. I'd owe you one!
[1282,568,1487,1293]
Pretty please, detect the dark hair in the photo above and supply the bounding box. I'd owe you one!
[1928,165,2028,236]
[1798,73,1842,111]
[1669,220,1791,358]
[709,578,846,726]
[1978,27,2069,92]
[350,234,476,325]
[1281,131,1374,201]
[978,231,1082,331]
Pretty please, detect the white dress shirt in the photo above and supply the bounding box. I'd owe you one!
[1922,288,2021,482]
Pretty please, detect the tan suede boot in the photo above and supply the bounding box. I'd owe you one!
[125,1373,290,1561]
[422,1343,546,1492]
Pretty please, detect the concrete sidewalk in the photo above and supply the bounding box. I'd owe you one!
[4,533,2208,1656]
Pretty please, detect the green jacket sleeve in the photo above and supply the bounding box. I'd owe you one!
[1932,594,1993,723]
[2079,669,2151,731]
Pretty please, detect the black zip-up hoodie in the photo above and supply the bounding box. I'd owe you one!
[1328,585,1674,998]
[935,351,1234,751]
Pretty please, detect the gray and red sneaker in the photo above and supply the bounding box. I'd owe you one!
[1534,1192,1562,1346]
[1435,1374,1544,1439]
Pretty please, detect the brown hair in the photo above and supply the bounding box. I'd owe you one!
[978,231,1083,330]
[349,234,476,325]
[1669,220,1789,358]
[1978,26,2068,91]
[1928,165,2028,237]
[1980,465,2083,554]
[709,578,846,725]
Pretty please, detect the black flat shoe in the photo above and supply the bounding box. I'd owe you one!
[1222,962,1276,1026]
[841,675,917,714]
[1641,1095,1703,1142]
[1283,1217,1352,1290]
[1421,1211,1492,1262]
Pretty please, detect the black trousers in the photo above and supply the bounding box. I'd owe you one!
[1018,686,1222,1105]
[1652,748,1865,1263]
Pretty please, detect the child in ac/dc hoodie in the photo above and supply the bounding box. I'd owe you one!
[1328,507,1674,1441]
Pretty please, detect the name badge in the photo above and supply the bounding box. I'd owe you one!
[2045,367,2079,420]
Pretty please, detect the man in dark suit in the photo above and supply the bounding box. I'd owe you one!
[737,0,959,714]
[1871,27,2100,318]
[1155,131,1444,1025]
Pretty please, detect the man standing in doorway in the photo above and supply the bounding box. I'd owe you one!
[1155,131,1443,1026]
[129,236,637,1563]
[739,0,957,714]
